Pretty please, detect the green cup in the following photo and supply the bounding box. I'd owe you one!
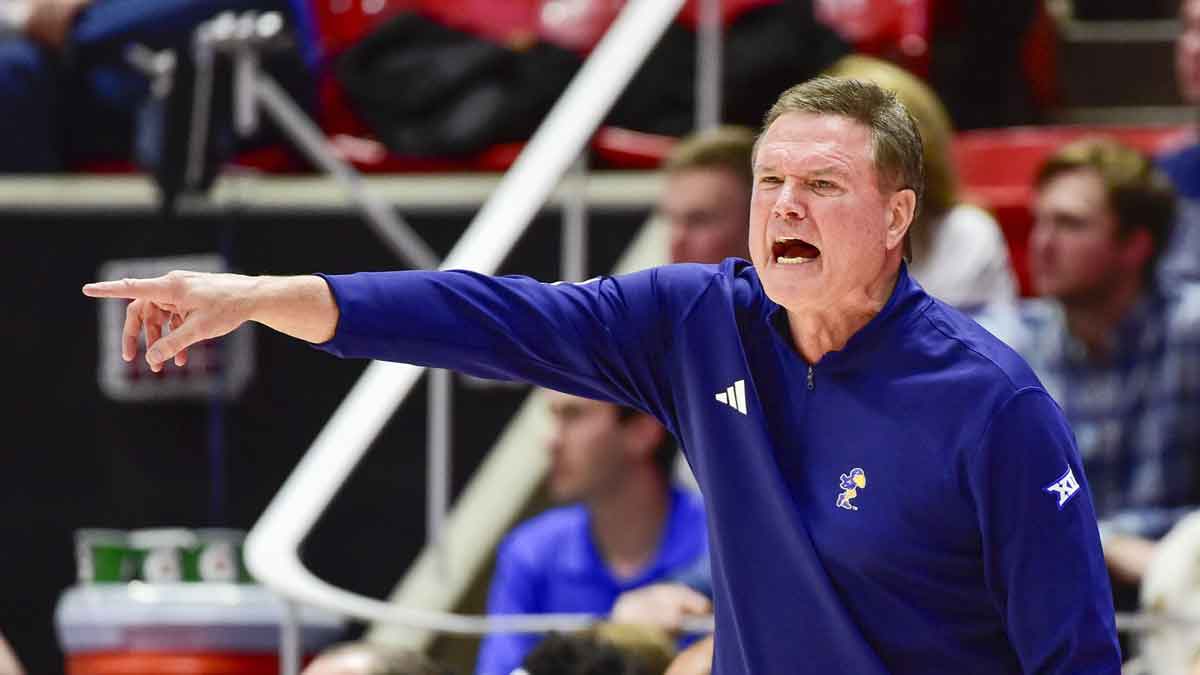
[75,529,132,584]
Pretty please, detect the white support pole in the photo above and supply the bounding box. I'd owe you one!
[427,368,452,579]
[695,0,723,131]
[561,154,589,282]
[233,13,261,138]
[186,26,216,190]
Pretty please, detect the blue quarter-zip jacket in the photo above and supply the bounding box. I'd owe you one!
[315,259,1120,674]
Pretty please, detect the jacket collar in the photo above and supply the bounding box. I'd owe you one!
[764,262,931,371]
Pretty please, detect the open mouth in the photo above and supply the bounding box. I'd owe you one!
[772,236,820,264]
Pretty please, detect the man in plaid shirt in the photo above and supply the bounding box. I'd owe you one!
[978,137,1197,588]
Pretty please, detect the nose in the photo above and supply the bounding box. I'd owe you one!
[771,181,807,221]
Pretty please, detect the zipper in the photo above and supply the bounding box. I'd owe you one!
[807,365,815,391]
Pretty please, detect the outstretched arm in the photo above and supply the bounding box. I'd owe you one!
[83,272,338,371]
[84,266,691,422]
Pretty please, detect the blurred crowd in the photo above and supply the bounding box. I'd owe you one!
[5,0,1200,673]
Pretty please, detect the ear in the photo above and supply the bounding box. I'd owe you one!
[622,412,665,462]
[885,188,917,252]
[1121,227,1154,273]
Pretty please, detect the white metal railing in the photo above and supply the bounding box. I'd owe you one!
[244,0,695,670]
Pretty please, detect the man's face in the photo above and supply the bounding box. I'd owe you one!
[1179,0,1200,104]
[1030,168,1126,303]
[749,112,907,313]
[545,392,632,504]
[660,167,752,264]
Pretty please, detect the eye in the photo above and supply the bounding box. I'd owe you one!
[809,179,839,193]
[757,175,782,186]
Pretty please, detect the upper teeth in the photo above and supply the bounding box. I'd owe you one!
[774,237,816,264]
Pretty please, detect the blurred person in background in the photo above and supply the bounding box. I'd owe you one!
[474,390,707,675]
[301,641,455,675]
[1158,0,1200,281]
[977,138,1195,593]
[0,0,293,172]
[0,630,24,675]
[828,55,1017,311]
[659,125,755,265]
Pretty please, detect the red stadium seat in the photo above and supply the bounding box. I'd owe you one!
[953,125,1190,296]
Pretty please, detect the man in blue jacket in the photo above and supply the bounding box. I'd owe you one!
[84,76,1121,673]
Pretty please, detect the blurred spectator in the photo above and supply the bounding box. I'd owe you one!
[976,138,1194,587]
[0,630,23,675]
[301,641,455,675]
[0,0,292,173]
[519,622,675,675]
[659,125,754,265]
[475,390,707,675]
[1158,0,1200,281]
[828,54,1017,310]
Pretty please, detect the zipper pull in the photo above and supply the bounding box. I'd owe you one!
[807,365,815,391]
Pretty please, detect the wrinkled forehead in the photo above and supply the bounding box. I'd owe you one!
[754,113,875,174]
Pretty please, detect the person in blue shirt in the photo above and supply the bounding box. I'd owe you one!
[475,390,707,675]
[84,76,1120,673]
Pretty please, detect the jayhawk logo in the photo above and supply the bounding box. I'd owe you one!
[836,468,867,511]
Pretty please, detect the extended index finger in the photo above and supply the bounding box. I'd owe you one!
[82,276,171,301]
